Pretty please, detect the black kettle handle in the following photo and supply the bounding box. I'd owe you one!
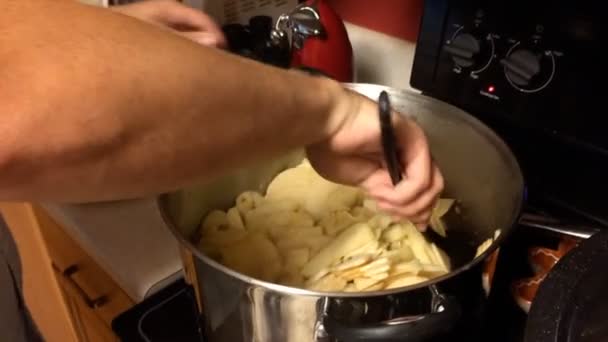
[323,289,461,341]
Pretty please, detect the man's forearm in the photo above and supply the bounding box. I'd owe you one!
[0,0,352,202]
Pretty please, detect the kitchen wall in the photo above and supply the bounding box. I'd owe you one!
[86,0,423,91]
[184,0,423,90]
[88,0,424,43]
[78,0,422,99]
[327,0,423,42]
[328,0,422,91]
[344,23,419,92]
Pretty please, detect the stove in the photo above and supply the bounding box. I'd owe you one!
[111,278,203,342]
[409,0,606,341]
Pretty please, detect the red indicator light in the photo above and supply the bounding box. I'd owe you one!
[488,85,495,93]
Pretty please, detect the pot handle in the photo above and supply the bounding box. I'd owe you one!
[322,286,461,341]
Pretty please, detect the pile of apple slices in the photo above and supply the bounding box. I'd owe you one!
[197,160,454,292]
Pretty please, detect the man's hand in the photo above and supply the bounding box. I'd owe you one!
[111,0,227,48]
[307,90,444,229]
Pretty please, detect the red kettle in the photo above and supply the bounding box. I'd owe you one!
[271,0,354,82]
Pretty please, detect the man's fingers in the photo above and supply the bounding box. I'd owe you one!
[155,1,227,47]
[415,222,429,231]
[359,168,392,192]
[179,31,224,47]
[371,119,433,206]
[394,127,433,201]
[368,154,433,206]
[395,166,443,217]
[111,0,227,48]
[373,165,443,226]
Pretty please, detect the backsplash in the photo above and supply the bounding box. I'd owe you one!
[88,0,418,91]
[344,23,418,92]
[328,0,423,42]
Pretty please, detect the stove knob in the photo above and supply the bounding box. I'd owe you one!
[444,33,480,68]
[500,49,541,87]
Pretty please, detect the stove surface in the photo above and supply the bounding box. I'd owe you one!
[112,279,203,342]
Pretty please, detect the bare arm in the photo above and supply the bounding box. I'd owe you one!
[0,0,443,226]
[0,0,351,202]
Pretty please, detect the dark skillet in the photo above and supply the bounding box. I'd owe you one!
[525,229,608,342]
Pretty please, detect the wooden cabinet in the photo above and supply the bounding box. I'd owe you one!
[0,202,134,342]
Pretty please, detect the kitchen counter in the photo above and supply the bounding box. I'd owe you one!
[42,23,419,304]
[43,199,182,302]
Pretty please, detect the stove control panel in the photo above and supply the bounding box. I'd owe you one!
[444,28,495,73]
[411,0,607,224]
[438,6,566,100]
[411,0,603,152]
[500,40,556,93]
[443,16,559,95]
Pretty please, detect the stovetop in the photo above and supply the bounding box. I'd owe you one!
[112,278,203,342]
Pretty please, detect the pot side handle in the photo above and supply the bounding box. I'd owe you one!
[322,288,461,341]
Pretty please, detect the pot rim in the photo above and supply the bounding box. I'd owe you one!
[157,84,525,298]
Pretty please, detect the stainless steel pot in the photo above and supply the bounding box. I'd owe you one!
[157,83,525,341]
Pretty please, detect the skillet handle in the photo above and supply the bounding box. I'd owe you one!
[519,213,600,240]
[322,289,461,341]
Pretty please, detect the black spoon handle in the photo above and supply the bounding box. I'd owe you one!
[379,91,403,186]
